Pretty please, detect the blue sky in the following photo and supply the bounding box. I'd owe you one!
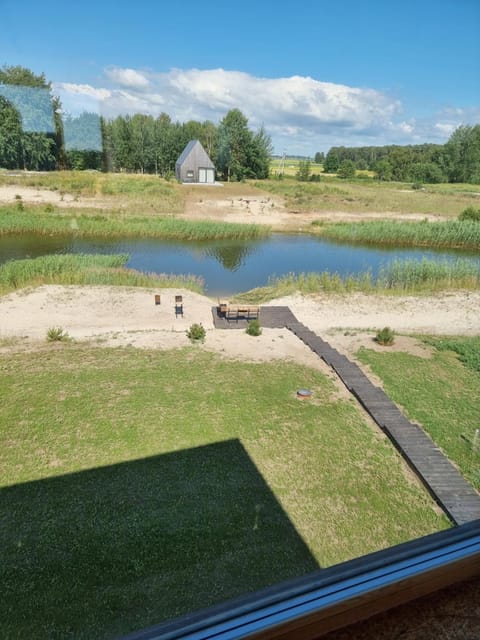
[1,0,479,153]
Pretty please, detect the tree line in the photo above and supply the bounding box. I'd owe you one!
[320,127,480,183]
[2,65,479,185]
[0,65,271,180]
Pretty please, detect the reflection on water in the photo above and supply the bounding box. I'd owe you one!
[204,243,255,271]
[0,232,479,296]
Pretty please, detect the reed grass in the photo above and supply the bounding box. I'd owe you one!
[314,219,480,249]
[0,206,268,240]
[0,254,204,295]
[233,259,480,303]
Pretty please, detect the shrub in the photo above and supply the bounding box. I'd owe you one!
[246,319,262,336]
[459,207,480,222]
[375,327,395,346]
[46,327,70,342]
[44,203,55,213]
[337,160,356,179]
[411,182,423,190]
[186,323,206,343]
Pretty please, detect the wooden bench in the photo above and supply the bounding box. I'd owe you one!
[225,305,260,322]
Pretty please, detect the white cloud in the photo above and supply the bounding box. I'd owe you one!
[434,122,457,136]
[54,67,479,153]
[105,67,150,89]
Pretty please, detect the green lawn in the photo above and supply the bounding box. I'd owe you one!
[357,338,480,491]
[0,345,447,638]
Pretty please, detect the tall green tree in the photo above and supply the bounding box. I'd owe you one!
[374,159,393,181]
[323,149,339,173]
[445,125,480,184]
[0,65,65,169]
[63,112,103,170]
[216,109,271,181]
[0,96,23,168]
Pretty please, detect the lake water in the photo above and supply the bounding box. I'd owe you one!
[1,233,478,296]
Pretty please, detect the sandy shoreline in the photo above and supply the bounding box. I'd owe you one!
[1,286,478,364]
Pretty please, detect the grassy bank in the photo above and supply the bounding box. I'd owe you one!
[0,206,268,240]
[233,258,480,303]
[0,254,204,295]
[0,345,446,638]
[0,170,185,213]
[254,178,480,217]
[314,219,480,250]
[357,338,480,491]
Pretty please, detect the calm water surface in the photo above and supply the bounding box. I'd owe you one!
[1,233,478,296]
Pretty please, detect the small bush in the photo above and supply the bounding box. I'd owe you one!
[16,200,24,211]
[411,182,423,190]
[375,327,395,346]
[186,323,206,343]
[459,206,480,222]
[44,203,55,213]
[246,319,262,336]
[46,327,70,342]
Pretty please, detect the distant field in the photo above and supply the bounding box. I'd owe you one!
[255,177,480,217]
[270,157,324,177]
[0,345,446,639]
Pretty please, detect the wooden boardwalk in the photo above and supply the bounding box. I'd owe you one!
[285,319,480,526]
[211,305,297,329]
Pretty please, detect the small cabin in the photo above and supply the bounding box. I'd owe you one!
[175,140,215,184]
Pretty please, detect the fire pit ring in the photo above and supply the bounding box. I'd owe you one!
[296,389,313,400]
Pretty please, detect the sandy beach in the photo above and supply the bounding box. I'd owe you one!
[1,286,478,364]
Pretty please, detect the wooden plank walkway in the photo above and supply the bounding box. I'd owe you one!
[286,320,480,526]
[211,305,297,329]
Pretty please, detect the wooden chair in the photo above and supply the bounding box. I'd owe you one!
[175,295,183,317]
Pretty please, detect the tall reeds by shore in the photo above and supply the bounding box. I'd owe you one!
[233,258,480,303]
[0,207,268,240]
[0,254,204,295]
[314,220,480,250]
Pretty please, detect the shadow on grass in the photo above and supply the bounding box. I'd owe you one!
[1,439,319,639]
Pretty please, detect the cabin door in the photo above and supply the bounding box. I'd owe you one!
[198,168,214,183]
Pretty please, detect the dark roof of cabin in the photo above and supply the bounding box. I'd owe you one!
[176,140,198,166]
[176,139,214,168]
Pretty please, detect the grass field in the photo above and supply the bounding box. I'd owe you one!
[357,338,480,491]
[2,170,479,221]
[0,345,447,639]
[0,171,185,214]
[255,177,480,217]
[270,158,324,177]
